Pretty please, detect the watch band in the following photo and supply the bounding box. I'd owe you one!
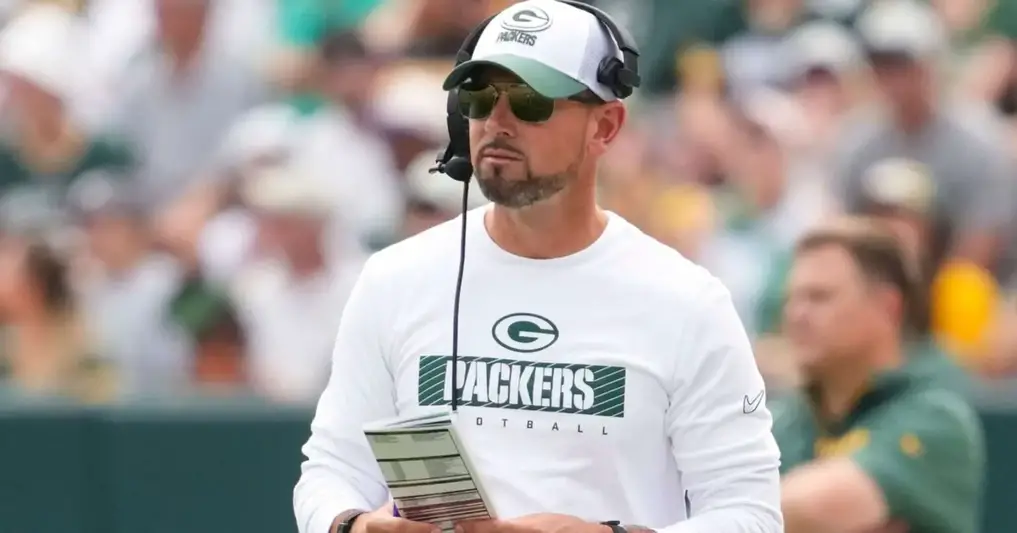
[333,509,367,533]
[601,521,655,533]
[601,521,627,533]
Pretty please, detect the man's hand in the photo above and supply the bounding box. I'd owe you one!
[456,514,611,533]
[333,504,439,533]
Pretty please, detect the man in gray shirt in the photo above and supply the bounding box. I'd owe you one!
[115,0,268,209]
[834,0,1014,272]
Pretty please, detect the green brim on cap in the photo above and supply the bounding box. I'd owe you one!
[442,54,587,98]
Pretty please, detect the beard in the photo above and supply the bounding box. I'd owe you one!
[474,156,579,208]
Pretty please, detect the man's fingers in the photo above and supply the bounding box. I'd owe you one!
[456,518,501,533]
[364,516,440,533]
[396,518,441,533]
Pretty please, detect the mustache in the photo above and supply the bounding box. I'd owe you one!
[479,141,525,158]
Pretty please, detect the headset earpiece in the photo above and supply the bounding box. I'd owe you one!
[596,57,627,99]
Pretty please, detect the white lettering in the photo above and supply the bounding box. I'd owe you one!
[532,367,550,407]
[489,362,511,403]
[443,360,454,402]
[461,362,478,403]
[511,365,533,405]
[444,360,469,402]
[573,368,595,409]
[472,361,489,402]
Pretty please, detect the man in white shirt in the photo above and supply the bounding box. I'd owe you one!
[293,2,783,533]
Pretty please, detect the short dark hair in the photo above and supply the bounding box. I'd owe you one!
[23,240,73,314]
[794,218,928,335]
[320,30,369,63]
[569,89,606,105]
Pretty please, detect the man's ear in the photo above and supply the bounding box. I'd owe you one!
[590,102,626,154]
[874,283,904,327]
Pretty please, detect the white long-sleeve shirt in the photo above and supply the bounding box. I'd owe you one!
[294,206,782,533]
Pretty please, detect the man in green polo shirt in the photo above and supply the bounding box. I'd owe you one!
[773,219,985,533]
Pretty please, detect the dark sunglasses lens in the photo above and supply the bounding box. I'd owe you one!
[505,86,555,122]
[458,86,497,119]
[459,85,556,122]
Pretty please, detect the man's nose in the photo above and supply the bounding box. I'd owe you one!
[483,94,518,137]
[783,300,806,328]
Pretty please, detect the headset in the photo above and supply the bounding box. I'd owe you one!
[428,1,641,413]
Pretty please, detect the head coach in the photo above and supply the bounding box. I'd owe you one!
[293,2,782,533]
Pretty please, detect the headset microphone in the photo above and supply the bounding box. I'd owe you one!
[426,158,472,414]
[434,0,640,415]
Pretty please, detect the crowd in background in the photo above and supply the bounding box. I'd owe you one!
[2,0,1017,406]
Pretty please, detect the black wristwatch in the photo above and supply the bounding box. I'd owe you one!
[601,521,627,533]
[335,509,367,533]
[601,521,654,533]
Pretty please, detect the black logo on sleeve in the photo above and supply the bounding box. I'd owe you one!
[743,390,765,414]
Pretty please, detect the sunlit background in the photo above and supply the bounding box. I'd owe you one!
[0,0,1016,531]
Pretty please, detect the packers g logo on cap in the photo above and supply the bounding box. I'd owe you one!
[492,313,559,353]
[501,6,553,32]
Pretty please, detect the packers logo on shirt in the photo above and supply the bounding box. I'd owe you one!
[815,429,870,458]
[491,313,559,353]
[417,355,626,418]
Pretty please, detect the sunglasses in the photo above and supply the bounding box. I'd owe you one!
[457,83,600,123]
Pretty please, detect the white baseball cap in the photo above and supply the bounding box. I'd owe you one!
[241,165,334,216]
[0,3,81,100]
[787,21,862,78]
[855,0,946,60]
[442,0,623,101]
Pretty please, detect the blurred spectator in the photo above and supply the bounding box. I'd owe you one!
[856,158,938,274]
[213,29,404,251]
[635,0,745,97]
[849,157,1005,369]
[363,0,495,57]
[371,63,457,171]
[699,89,831,336]
[401,149,486,237]
[81,0,277,128]
[0,3,133,219]
[722,0,807,96]
[169,276,249,394]
[827,0,1015,366]
[69,171,192,398]
[228,165,368,404]
[0,233,113,402]
[775,219,981,533]
[314,29,405,245]
[277,0,383,50]
[113,0,268,209]
[785,21,864,160]
[836,0,1014,273]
